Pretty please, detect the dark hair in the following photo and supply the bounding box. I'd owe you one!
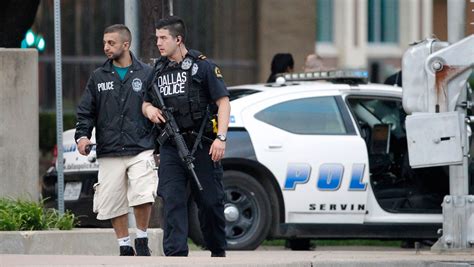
[155,16,186,43]
[267,53,294,83]
[384,70,402,87]
[104,24,132,43]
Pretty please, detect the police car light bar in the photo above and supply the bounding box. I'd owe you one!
[278,70,369,84]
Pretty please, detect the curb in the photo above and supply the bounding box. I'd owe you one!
[0,228,163,256]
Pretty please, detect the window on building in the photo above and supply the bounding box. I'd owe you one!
[368,0,399,43]
[316,0,333,43]
[254,96,347,135]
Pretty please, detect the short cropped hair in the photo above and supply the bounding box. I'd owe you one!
[155,16,186,43]
[104,24,132,43]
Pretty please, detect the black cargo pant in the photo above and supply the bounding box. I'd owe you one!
[158,142,227,256]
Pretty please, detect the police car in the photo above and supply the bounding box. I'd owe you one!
[198,70,473,250]
[41,70,474,250]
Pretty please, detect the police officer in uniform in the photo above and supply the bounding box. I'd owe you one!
[142,16,230,257]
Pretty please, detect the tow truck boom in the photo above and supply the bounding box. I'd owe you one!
[402,34,474,252]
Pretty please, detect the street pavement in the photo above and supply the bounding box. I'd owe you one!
[1,246,473,267]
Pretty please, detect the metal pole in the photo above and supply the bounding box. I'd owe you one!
[431,0,473,249]
[447,0,466,43]
[168,0,174,16]
[54,0,64,215]
[124,0,140,57]
[124,0,140,228]
[447,0,469,201]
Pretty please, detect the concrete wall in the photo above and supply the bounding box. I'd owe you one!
[258,0,316,82]
[0,228,164,256]
[0,49,39,201]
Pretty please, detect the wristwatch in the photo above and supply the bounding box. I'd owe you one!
[216,134,227,142]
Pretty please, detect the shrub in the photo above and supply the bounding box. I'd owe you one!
[0,198,77,231]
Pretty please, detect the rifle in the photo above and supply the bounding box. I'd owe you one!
[152,84,204,191]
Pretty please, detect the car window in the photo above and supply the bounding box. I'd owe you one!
[348,98,406,139]
[229,89,261,101]
[254,96,347,135]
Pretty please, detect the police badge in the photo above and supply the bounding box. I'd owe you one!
[181,57,193,70]
[132,78,142,92]
[192,63,198,76]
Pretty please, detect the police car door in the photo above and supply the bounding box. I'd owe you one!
[242,90,370,224]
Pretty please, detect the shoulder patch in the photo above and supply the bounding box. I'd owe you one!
[214,66,223,78]
[198,55,207,60]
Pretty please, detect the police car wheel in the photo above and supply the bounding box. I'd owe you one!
[224,170,272,250]
[185,170,272,250]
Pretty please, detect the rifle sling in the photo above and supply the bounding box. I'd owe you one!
[190,108,210,156]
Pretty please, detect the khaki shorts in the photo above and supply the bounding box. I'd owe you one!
[93,149,158,220]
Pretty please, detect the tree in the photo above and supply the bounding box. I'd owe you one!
[0,0,40,48]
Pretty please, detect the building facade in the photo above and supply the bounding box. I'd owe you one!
[33,0,473,111]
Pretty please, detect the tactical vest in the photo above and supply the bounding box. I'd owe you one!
[153,53,212,131]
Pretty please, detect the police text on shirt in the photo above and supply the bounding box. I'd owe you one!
[97,81,114,92]
[158,71,188,96]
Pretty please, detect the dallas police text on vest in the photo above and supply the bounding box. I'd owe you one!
[158,71,188,96]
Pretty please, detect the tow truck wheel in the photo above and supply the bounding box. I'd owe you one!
[187,170,272,250]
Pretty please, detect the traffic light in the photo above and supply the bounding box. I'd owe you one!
[21,29,45,52]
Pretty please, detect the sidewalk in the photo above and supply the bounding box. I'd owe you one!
[2,248,473,267]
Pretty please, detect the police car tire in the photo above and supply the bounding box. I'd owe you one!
[186,171,272,250]
[224,170,272,250]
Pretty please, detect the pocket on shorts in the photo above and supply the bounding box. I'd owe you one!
[146,157,157,170]
[141,154,159,199]
[92,182,100,213]
[148,157,159,199]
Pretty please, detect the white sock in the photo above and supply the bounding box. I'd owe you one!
[136,228,148,239]
[118,236,132,247]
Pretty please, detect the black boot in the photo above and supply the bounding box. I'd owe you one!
[211,251,226,257]
[135,237,151,256]
[119,245,135,256]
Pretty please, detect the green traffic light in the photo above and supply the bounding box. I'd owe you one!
[21,29,45,52]
[37,36,45,51]
[25,30,35,46]
[21,39,28,49]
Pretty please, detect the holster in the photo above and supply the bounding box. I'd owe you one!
[157,127,171,146]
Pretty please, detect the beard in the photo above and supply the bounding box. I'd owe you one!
[106,49,124,60]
